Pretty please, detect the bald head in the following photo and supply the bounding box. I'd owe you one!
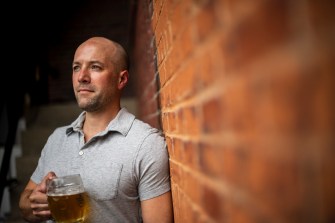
[76,37,129,73]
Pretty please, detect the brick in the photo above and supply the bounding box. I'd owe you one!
[180,188,198,222]
[201,184,224,222]
[170,161,181,186]
[168,111,177,133]
[199,142,224,179]
[220,77,254,133]
[184,141,200,170]
[155,35,166,65]
[173,138,185,163]
[179,191,191,223]
[183,170,202,205]
[247,150,302,217]
[171,183,181,222]
[222,145,250,187]
[311,57,335,133]
[320,143,335,222]
[182,106,201,136]
[165,44,182,76]
[249,62,322,135]
[196,38,226,90]
[194,0,217,43]
[151,0,165,30]
[195,51,214,89]
[152,0,164,31]
[161,111,169,132]
[201,96,224,133]
[178,23,196,63]
[165,136,173,158]
[156,7,171,56]
[227,201,258,223]
[224,0,260,21]
[176,109,184,135]
[159,84,168,108]
[178,166,187,198]
[307,0,335,40]
[172,62,196,102]
[157,59,167,86]
[223,0,291,70]
[169,0,193,40]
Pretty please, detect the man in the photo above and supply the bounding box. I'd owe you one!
[19,37,174,222]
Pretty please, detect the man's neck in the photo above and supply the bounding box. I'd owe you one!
[82,104,121,142]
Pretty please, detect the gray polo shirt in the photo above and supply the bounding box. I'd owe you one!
[31,108,171,222]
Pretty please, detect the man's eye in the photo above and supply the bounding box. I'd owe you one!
[91,65,101,71]
[73,66,80,72]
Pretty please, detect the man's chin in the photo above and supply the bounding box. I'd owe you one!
[78,103,99,112]
[77,102,90,110]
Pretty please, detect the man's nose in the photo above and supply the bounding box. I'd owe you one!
[77,68,90,83]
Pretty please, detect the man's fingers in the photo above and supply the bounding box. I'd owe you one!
[31,209,52,220]
[47,171,57,179]
[31,203,49,210]
[40,172,57,192]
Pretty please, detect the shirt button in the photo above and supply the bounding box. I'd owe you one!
[79,151,84,156]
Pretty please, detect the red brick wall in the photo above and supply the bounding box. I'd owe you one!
[131,0,162,129]
[133,0,335,222]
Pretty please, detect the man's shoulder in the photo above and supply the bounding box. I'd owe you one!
[126,118,165,144]
[131,118,162,135]
[49,125,72,138]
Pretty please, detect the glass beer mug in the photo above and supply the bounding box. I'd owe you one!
[46,174,89,223]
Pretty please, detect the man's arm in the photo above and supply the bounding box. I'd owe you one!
[141,191,174,223]
[19,172,56,222]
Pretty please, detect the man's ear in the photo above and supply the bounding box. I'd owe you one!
[118,70,129,90]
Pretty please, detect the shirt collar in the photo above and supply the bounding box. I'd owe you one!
[66,107,135,136]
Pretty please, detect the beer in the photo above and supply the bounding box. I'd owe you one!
[47,190,89,223]
[46,174,89,223]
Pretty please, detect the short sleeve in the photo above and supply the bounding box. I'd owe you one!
[135,132,171,201]
[31,139,49,184]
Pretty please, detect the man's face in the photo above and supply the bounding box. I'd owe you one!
[72,42,119,112]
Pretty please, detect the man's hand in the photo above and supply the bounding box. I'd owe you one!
[19,171,56,222]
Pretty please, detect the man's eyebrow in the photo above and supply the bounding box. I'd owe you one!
[72,61,80,65]
[90,60,104,65]
[72,60,103,65]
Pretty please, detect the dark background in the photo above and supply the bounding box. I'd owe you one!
[2,0,135,107]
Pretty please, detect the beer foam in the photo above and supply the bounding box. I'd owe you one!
[48,185,85,196]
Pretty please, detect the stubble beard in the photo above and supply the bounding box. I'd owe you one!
[76,94,102,112]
